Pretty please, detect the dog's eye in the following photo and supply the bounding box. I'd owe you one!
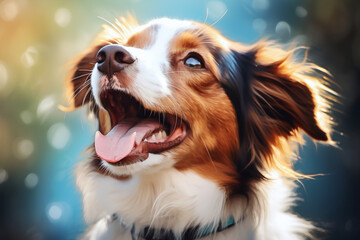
[184,54,204,69]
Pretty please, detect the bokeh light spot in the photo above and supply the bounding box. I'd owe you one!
[275,21,291,38]
[25,173,39,189]
[0,0,18,21]
[54,8,72,28]
[0,169,8,184]
[253,18,267,33]
[252,0,269,11]
[296,6,308,18]
[47,203,63,221]
[206,1,227,22]
[20,110,33,125]
[15,139,34,159]
[21,46,38,68]
[0,62,8,91]
[37,95,55,118]
[47,123,71,149]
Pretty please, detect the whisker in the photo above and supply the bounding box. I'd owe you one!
[65,73,92,83]
[73,73,92,93]
[87,92,95,114]
[80,86,93,129]
[98,16,124,37]
[165,95,185,134]
[196,41,217,44]
[115,18,132,37]
[71,82,91,103]
[82,86,92,108]
[73,78,91,95]
[211,8,228,27]
[100,39,116,45]
[98,16,130,42]
[165,97,179,134]
[164,70,189,74]
[204,8,209,24]
[168,83,193,104]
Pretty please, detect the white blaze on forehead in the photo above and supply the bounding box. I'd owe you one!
[125,18,194,106]
[147,18,194,67]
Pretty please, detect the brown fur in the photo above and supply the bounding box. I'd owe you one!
[165,31,241,193]
[126,24,158,48]
[64,16,334,196]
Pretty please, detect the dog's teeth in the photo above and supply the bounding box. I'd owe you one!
[156,132,162,140]
[146,131,166,143]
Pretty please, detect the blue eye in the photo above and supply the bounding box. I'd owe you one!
[184,54,204,69]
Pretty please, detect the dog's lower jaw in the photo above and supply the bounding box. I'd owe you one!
[94,154,172,179]
[76,157,314,240]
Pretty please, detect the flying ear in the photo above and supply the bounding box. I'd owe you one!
[64,44,105,110]
[251,46,330,141]
[216,42,333,177]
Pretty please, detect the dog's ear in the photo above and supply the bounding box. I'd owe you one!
[215,42,333,178]
[64,43,105,110]
[251,46,330,141]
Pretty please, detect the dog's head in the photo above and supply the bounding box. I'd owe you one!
[65,16,333,194]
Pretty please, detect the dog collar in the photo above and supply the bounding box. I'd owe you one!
[132,216,235,240]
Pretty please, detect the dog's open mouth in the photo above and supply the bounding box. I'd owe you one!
[95,89,188,165]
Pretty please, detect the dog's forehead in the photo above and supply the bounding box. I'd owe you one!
[137,18,195,49]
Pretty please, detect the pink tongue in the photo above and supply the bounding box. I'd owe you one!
[95,119,161,163]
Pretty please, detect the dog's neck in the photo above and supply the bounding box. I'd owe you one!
[77,159,315,239]
[76,161,247,232]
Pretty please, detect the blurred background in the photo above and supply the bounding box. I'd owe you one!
[0,0,359,239]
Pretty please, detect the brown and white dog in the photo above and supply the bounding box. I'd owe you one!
[64,16,335,240]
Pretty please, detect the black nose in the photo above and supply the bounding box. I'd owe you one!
[96,45,136,75]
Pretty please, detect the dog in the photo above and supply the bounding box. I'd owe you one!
[64,16,334,240]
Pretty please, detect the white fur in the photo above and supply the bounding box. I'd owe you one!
[90,67,105,109]
[76,159,226,231]
[76,159,313,239]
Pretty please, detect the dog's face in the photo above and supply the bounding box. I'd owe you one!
[66,17,331,194]
[89,18,239,182]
